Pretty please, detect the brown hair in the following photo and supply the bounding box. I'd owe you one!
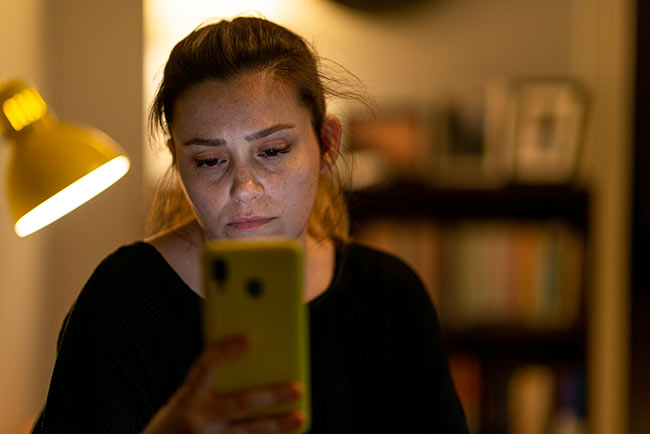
[147,16,365,240]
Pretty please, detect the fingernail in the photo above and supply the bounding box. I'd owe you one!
[289,382,303,397]
[280,411,305,430]
[288,411,305,428]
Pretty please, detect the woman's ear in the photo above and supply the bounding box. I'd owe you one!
[320,115,342,174]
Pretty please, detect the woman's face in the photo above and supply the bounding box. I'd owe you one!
[170,72,325,241]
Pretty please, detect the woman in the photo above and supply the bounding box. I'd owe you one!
[34,17,468,433]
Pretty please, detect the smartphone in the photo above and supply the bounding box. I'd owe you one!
[201,238,310,430]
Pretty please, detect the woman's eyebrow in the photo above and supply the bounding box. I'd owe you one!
[245,123,295,141]
[183,138,226,147]
[182,124,295,147]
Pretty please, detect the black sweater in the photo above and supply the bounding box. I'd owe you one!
[33,241,468,433]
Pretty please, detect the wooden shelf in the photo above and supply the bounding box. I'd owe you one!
[347,181,590,229]
[444,326,586,365]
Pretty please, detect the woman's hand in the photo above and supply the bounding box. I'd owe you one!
[142,336,305,434]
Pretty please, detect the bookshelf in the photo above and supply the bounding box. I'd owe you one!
[347,182,589,225]
[348,182,590,434]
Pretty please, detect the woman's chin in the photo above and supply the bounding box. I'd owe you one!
[210,227,288,240]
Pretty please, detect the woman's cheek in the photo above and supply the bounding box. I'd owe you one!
[182,182,212,223]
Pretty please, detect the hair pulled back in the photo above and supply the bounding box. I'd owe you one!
[147,17,355,240]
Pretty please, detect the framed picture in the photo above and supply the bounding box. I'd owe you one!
[509,79,588,184]
[433,81,514,188]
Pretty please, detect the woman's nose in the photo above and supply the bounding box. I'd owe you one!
[230,165,263,203]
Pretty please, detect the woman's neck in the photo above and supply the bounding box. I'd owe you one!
[303,235,335,302]
[147,220,204,296]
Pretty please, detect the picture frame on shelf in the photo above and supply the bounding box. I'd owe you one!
[433,81,514,189]
[509,79,588,184]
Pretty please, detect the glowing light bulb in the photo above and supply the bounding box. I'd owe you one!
[14,156,130,237]
[2,87,48,132]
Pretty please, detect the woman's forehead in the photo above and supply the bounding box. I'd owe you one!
[182,72,296,107]
[171,73,310,136]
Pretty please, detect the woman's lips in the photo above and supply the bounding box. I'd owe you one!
[227,217,277,231]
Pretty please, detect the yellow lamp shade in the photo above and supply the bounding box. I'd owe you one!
[1,79,130,237]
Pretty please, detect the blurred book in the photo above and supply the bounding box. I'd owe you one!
[354,218,584,330]
[508,365,556,434]
[440,220,584,330]
[507,365,586,434]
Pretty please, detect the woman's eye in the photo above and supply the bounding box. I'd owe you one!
[195,158,225,168]
[260,145,291,158]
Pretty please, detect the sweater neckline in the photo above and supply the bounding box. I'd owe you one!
[135,241,202,303]
[136,240,344,306]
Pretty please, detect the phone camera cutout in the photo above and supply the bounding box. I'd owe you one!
[246,279,263,298]
[213,259,228,283]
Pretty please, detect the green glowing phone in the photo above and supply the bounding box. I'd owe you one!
[202,238,310,431]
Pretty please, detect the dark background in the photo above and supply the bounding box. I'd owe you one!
[630,0,649,432]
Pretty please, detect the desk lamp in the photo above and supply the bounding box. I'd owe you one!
[0,79,130,237]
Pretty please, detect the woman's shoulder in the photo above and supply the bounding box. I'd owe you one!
[72,237,197,326]
[54,239,198,352]
[86,240,171,290]
[338,242,421,281]
[101,240,160,267]
[326,241,427,305]
[319,241,440,332]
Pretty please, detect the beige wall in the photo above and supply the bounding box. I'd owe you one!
[0,0,47,432]
[569,1,636,433]
[0,0,143,432]
[297,0,573,101]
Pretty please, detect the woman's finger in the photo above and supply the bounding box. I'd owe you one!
[206,382,302,421]
[218,410,305,434]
